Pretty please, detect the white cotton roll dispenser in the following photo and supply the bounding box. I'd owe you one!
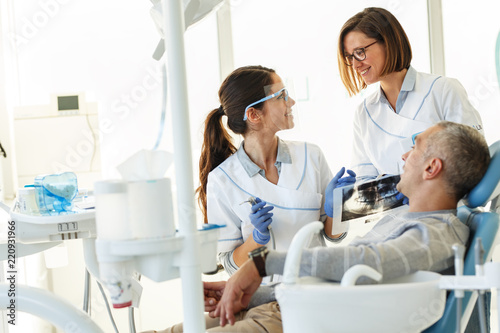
[94,180,134,308]
[127,178,175,239]
[94,180,132,240]
[116,149,175,239]
[94,149,175,307]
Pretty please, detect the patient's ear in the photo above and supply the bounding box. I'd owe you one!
[423,158,443,180]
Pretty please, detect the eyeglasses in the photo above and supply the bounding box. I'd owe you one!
[243,88,289,121]
[411,131,424,145]
[344,41,378,66]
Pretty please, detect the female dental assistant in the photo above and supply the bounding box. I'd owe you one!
[197,66,333,275]
[331,9,488,333]
[337,7,484,178]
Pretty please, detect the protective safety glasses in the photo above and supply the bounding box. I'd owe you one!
[411,131,424,145]
[243,88,289,121]
[344,41,378,66]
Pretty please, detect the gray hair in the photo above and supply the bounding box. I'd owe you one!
[423,121,490,200]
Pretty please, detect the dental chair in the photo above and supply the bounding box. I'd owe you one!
[424,140,500,333]
[275,140,500,333]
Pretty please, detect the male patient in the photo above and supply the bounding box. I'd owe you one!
[146,121,490,332]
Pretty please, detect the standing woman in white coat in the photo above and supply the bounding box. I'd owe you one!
[331,8,487,333]
[197,66,334,276]
[337,7,484,179]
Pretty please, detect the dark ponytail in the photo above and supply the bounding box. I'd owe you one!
[197,107,236,222]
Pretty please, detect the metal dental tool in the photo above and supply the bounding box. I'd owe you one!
[240,197,276,250]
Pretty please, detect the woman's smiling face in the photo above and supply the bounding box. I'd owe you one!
[343,31,386,86]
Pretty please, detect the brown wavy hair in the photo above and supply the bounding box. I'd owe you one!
[338,7,412,96]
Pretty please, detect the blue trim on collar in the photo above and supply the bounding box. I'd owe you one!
[412,76,442,120]
[353,162,375,167]
[218,237,243,243]
[363,99,406,139]
[296,142,307,190]
[218,166,320,211]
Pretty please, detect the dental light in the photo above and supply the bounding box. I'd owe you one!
[149,0,223,60]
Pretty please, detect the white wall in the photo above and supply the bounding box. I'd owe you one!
[1,0,499,332]
[229,0,431,174]
[0,0,18,200]
[442,0,500,146]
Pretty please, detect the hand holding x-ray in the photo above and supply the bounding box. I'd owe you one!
[325,167,357,218]
[331,175,406,235]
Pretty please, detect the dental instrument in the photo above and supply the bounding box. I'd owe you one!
[241,196,276,250]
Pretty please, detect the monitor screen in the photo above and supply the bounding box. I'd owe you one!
[57,95,79,111]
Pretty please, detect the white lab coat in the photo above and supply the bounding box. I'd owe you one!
[351,66,484,178]
[208,141,332,253]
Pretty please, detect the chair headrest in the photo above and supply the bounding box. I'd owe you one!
[464,140,500,208]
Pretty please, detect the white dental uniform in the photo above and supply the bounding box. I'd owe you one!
[351,66,484,178]
[208,139,332,254]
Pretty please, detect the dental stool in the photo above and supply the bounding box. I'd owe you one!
[275,140,500,333]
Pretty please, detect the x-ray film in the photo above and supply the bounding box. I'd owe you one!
[331,175,405,234]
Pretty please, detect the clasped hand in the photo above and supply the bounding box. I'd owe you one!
[204,281,226,317]
[212,259,263,326]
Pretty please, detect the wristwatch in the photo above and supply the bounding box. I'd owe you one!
[248,246,269,277]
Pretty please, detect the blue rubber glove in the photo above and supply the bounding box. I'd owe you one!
[324,167,357,218]
[395,192,409,205]
[249,197,274,245]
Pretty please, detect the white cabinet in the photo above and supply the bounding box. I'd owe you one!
[13,94,101,190]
